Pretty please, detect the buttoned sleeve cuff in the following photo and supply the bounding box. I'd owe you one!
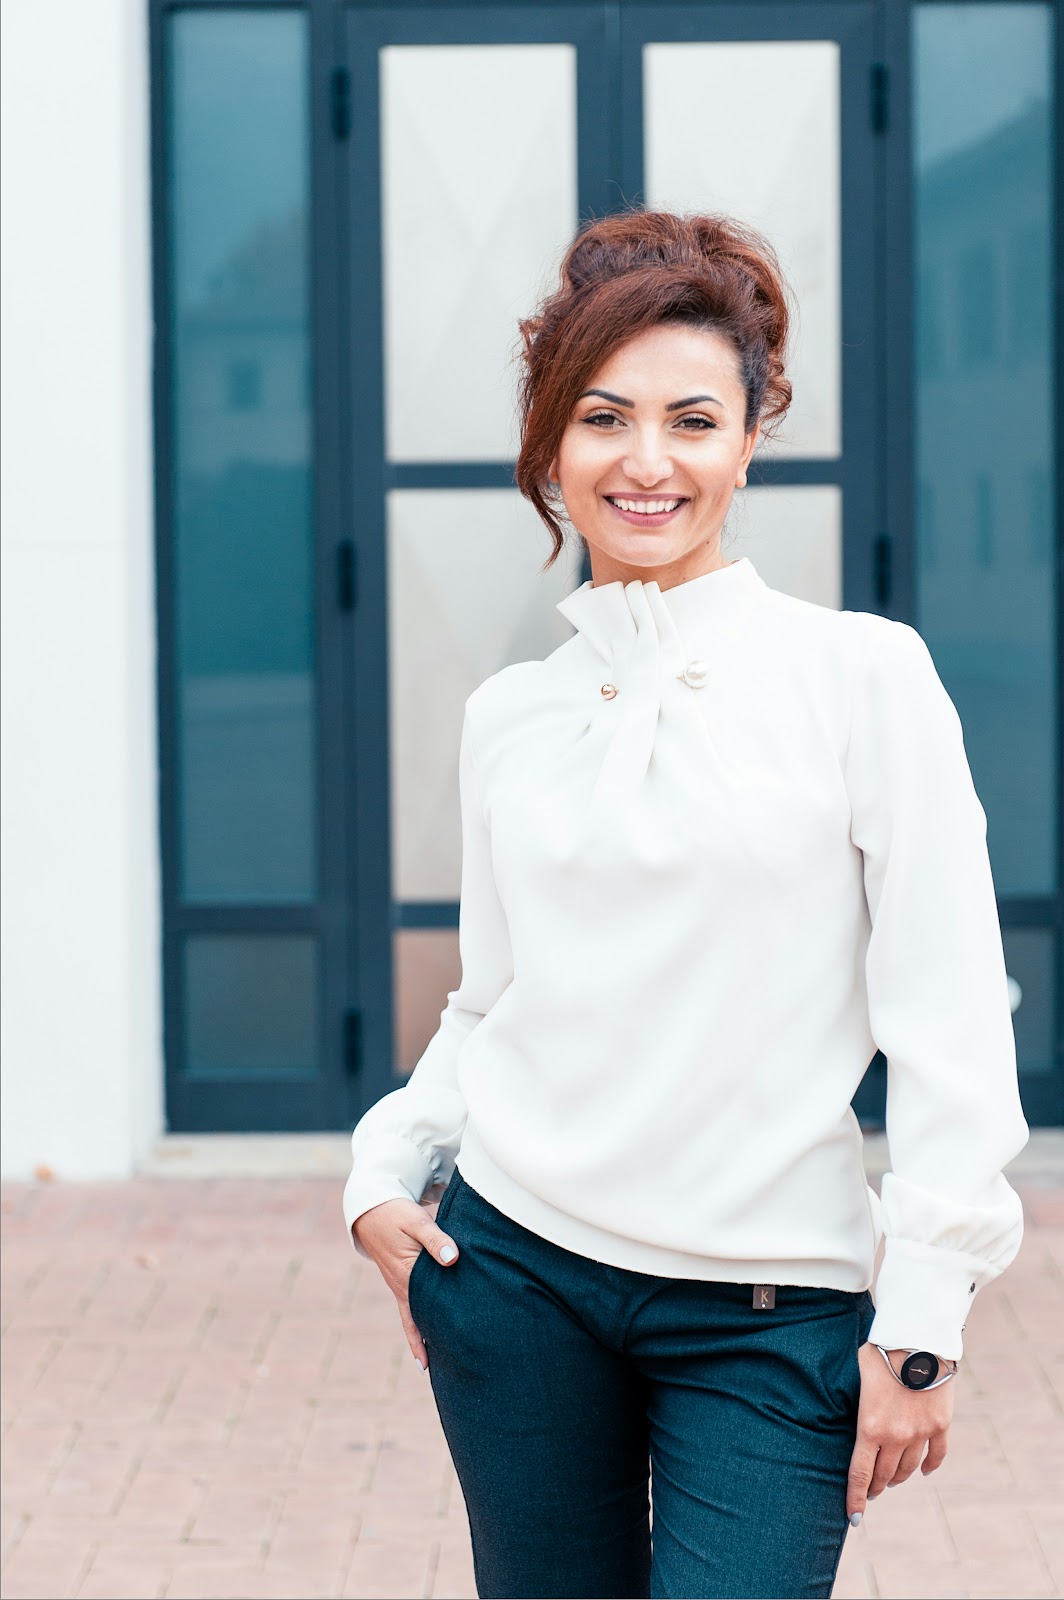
[867,1238,1007,1362]
[864,1167,1026,1360]
[342,1135,436,1259]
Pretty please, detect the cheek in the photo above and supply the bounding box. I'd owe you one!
[692,458,742,501]
[555,432,606,499]
[709,436,752,485]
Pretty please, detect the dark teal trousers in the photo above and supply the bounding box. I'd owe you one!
[409,1166,875,1600]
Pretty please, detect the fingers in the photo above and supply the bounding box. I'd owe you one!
[849,1430,950,1520]
[868,1442,904,1499]
[407,1210,460,1267]
[921,1430,949,1476]
[398,1296,429,1371]
[846,1433,878,1520]
[351,1197,458,1284]
[395,1210,460,1374]
[887,1439,926,1488]
[351,1197,461,1376]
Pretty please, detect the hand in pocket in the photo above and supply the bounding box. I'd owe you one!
[351,1195,460,1369]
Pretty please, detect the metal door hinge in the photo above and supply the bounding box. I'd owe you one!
[870,63,889,134]
[338,540,357,610]
[874,534,893,610]
[331,68,351,140]
[344,1007,362,1076]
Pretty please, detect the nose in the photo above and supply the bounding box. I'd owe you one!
[621,430,674,487]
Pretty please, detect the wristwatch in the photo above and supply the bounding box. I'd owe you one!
[875,1346,958,1390]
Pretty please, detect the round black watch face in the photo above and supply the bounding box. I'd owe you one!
[900,1351,939,1389]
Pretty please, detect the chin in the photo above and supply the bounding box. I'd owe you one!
[606,534,694,567]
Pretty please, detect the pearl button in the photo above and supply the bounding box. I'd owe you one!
[600,682,618,700]
[677,659,709,689]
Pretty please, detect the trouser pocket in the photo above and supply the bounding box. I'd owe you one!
[407,1168,464,1324]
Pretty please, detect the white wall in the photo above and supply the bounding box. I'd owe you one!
[1,0,163,1176]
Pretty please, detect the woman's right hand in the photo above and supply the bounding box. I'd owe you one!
[351,1196,460,1370]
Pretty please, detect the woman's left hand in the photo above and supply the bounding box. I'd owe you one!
[846,1344,954,1521]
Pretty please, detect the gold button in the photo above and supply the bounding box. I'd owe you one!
[600,682,618,699]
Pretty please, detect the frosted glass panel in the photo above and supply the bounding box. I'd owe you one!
[183,935,317,1080]
[388,490,582,899]
[644,42,841,461]
[381,45,577,462]
[393,929,461,1077]
[723,486,842,609]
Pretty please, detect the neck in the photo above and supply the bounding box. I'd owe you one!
[588,544,735,592]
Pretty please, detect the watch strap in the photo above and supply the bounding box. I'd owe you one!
[875,1344,958,1390]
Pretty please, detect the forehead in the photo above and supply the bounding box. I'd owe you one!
[587,323,743,397]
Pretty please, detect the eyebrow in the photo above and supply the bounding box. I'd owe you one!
[577,389,724,411]
[665,394,723,411]
[578,389,634,407]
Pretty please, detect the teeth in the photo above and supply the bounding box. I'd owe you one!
[611,498,683,515]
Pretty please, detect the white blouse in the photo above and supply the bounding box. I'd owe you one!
[343,555,1029,1360]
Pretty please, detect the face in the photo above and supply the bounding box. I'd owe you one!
[549,322,760,590]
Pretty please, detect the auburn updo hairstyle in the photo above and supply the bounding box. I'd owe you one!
[514,210,794,569]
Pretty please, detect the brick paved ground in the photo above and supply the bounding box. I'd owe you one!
[1,1166,1062,1600]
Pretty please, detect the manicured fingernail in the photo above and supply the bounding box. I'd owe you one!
[439,1244,457,1263]
[415,1358,426,1372]
[849,1512,862,1527]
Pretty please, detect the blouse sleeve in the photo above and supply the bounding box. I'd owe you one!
[843,613,1029,1360]
[342,694,514,1255]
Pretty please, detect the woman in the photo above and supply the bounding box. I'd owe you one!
[343,211,1029,1600]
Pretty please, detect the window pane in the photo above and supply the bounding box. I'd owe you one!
[183,936,318,1079]
[168,10,317,903]
[913,4,1056,894]
[1001,928,1056,1077]
[725,486,842,611]
[393,928,461,1077]
[380,44,577,462]
[387,489,581,900]
[644,41,841,460]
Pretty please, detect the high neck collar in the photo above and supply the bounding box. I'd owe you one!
[555,556,767,667]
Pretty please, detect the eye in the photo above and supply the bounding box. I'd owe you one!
[675,415,717,431]
[582,410,623,428]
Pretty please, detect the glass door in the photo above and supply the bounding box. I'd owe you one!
[912,3,1060,1123]
[623,4,889,1123]
[621,4,882,613]
[342,1,891,1123]
[340,5,611,1117]
[155,6,354,1132]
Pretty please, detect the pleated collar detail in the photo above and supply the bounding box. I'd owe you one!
[555,555,767,670]
[556,560,764,665]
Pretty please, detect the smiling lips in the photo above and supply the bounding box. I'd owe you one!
[604,495,689,527]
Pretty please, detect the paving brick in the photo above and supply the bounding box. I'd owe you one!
[188,1477,285,1547]
[112,1467,205,1538]
[1029,1500,1064,1592]
[342,1529,435,1599]
[428,1531,477,1600]
[161,1551,268,1600]
[0,1510,30,1565]
[75,1546,169,1599]
[0,1420,78,1496]
[0,1523,92,1600]
[830,1542,877,1600]
[46,1433,141,1517]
